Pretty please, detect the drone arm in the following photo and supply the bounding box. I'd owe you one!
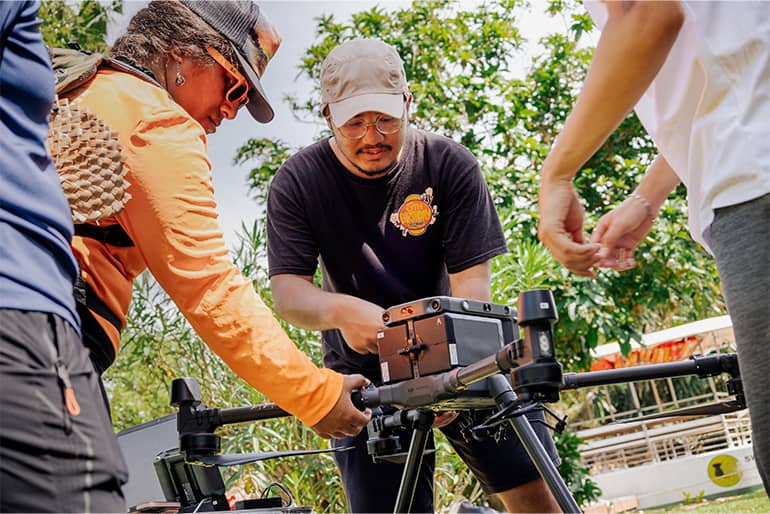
[219,404,291,425]
[562,353,740,391]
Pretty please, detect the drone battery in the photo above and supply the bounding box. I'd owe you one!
[378,313,506,383]
[377,324,414,383]
[416,313,505,372]
[383,296,518,344]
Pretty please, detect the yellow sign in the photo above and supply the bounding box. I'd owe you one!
[707,454,741,487]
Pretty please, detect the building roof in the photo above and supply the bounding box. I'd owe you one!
[591,315,733,359]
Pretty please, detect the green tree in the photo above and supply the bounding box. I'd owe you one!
[40,0,122,53]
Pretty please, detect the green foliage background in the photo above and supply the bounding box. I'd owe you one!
[39,0,121,53]
[40,0,726,511]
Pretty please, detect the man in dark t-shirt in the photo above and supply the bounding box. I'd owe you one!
[267,38,560,513]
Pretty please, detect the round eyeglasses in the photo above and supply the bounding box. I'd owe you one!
[336,114,404,140]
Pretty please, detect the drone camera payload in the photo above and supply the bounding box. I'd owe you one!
[377,296,518,384]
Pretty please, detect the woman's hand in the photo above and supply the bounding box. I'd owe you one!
[538,178,602,277]
[591,196,655,270]
[311,374,372,439]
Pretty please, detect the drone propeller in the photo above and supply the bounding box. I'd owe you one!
[617,399,746,424]
[190,446,353,467]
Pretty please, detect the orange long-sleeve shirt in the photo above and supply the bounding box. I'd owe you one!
[70,69,342,426]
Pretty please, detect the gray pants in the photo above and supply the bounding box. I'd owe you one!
[0,310,127,512]
[711,193,770,495]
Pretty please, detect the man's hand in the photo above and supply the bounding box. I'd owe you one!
[311,374,372,439]
[271,275,384,354]
[333,296,386,355]
[538,178,602,277]
[591,196,655,271]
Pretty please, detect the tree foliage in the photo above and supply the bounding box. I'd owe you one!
[39,0,122,53]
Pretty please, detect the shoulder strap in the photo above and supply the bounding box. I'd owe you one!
[49,45,104,96]
[74,223,135,247]
[49,44,163,97]
[102,55,162,89]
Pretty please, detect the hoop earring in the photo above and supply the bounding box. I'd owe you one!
[175,62,186,87]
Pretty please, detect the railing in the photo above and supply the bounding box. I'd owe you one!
[568,383,727,431]
[578,411,752,475]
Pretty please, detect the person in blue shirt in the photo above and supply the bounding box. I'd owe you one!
[0,1,126,511]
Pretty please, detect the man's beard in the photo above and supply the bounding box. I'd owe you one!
[351,144,397,177]
[354,159,398,177]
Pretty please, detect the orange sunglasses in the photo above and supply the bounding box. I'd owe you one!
[205,46,250,106]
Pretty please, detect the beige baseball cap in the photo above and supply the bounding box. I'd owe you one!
[320,38,409,126]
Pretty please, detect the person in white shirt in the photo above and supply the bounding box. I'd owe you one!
[537,1,770,495]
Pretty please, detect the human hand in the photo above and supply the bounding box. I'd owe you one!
[335,296,386,355]
[538,178,602,277]
[591,195,655,271]
[311,374,372,439]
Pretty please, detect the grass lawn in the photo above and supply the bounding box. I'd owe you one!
[640,488,769,513]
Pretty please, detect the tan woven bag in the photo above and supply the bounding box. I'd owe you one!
[47,97,131,224]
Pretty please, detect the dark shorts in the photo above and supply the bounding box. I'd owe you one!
[0,309,127,513]
[333,408,560,513]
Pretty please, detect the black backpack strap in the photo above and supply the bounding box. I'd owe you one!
[72,222,131,343]
[74,223,135,247]
[74,277,118,375]
[104,55,162,89]
[74,274,122,331]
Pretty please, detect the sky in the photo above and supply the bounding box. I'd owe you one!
[108,1,571,248]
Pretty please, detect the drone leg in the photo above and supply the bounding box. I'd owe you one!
[508,414,581,513]
[486,374,581,513]
[394,410,435,514]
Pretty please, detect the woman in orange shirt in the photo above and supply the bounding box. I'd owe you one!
[70,0,369,439]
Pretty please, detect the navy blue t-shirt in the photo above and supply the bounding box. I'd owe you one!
[267,128,506,378]
[0,1,80,332]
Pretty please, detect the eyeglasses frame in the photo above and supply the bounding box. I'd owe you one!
[333,109,407,140]
[205,45,250,107]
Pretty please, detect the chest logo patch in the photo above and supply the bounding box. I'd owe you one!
[390,187,438,237]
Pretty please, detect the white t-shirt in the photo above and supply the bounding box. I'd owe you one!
[585,1,770,250]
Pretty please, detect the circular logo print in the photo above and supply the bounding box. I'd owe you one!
[397,195,434,236]
[707,454,741,487]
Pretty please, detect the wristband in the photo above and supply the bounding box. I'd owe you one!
[629,192,655,221]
